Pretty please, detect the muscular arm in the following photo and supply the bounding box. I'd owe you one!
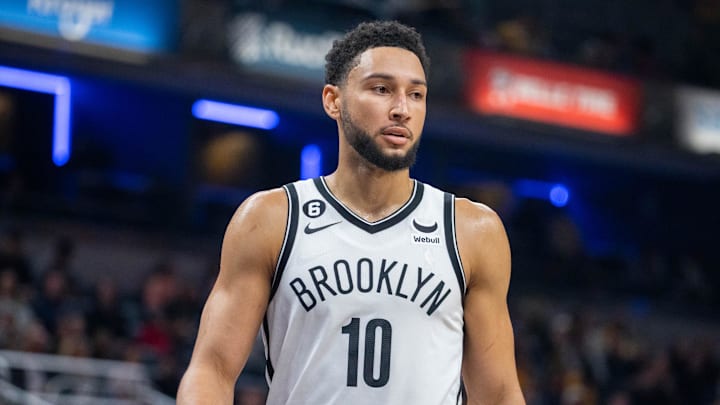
[456,199,525,405]
[177,189,288,404]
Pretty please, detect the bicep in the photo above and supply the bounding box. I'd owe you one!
[457,202,523,403]
[187,190,286,381]
[190,264,270,382]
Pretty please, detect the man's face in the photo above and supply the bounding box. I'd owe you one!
[339,46,427,171]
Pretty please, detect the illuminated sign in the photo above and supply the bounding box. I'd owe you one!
[0,0,178,53]
[27,0,114,41]
[0,65,72,166]
[677,86,720,154]
[464,51,641,135]
[192,99,279,130]
[227,12,342,81]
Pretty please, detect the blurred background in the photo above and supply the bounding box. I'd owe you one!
[0,0,719,404]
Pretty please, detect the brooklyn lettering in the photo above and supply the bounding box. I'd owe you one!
[289,258,451,316]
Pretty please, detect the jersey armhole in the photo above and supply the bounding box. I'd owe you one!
[269,183,299,301]
[443,192,467,296]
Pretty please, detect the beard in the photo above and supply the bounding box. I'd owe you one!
[340,107,420,171]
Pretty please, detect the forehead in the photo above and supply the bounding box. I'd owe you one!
[349,46,426,84]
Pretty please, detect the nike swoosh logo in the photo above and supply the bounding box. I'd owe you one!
[304,221,342,234]
[413,219,438,233]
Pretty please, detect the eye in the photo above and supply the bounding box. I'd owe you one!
[410,91,425,100]
[373,85,389,94]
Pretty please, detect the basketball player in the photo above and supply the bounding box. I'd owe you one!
[178,21,525,404]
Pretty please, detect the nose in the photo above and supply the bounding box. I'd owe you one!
[390,94,410,122]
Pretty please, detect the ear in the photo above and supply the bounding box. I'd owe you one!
[322,84,341,120]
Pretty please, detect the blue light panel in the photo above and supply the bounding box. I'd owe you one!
[549,184,570,207]
[514,179,570,207]
[301,144,322,179]
[192,99,279,130]
[0,65,72,166]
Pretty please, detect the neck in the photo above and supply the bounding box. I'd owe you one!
[324,161,414,223]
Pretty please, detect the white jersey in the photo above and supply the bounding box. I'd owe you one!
[263,177,466,405]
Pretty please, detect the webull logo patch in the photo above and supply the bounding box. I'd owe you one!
[412,234,440,245]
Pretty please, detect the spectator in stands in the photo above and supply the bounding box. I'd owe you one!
[87,278,129,359]
[135,261,204,397]
[493,14,550,57]
[31,269,73,337]
[670,337,720,404]
[44,235,85,295]
[165,286,203,367]
[55,309,92,358]
[87,278,128,337]
[135,311,173,359]
[153,352,182,396]
[0,268,35,350]
[629,351,679,404]
[135,262,181,359]
[0,227,33,287]
[140,260,180,319]
[17,319,50,353]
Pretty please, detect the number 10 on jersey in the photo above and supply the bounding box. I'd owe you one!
[342,317,392,387]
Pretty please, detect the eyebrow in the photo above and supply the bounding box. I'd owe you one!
[362,73,427,87]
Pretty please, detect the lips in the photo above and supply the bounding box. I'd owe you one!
[382,126,410,139]
[381,126,410,146]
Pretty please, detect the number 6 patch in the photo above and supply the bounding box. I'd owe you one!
[303,199,326,218]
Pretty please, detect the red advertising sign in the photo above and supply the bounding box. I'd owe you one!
[464,51,641,135]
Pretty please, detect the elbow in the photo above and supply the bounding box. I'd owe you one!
[177,360,238,404]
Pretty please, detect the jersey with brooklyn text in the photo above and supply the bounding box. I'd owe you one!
[263,177,467,405]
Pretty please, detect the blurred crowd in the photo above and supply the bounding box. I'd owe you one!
[0,215,718,405]
[0,227,223,401]
[513,300,719,405]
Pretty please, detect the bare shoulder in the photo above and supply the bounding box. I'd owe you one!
[454,197,511,288]
[221,187,289,280]
[227,187,288,229]
[454,197,505,236]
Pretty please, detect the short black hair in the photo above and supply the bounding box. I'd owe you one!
[324,20,430,86]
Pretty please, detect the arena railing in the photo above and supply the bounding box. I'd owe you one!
[0,350,174,405]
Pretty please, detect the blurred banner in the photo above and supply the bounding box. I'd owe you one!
[227,10,347,82]
[225,8,464,96]
[464,51,642,136]
[676,86,720,154]
[0,0,178,53]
